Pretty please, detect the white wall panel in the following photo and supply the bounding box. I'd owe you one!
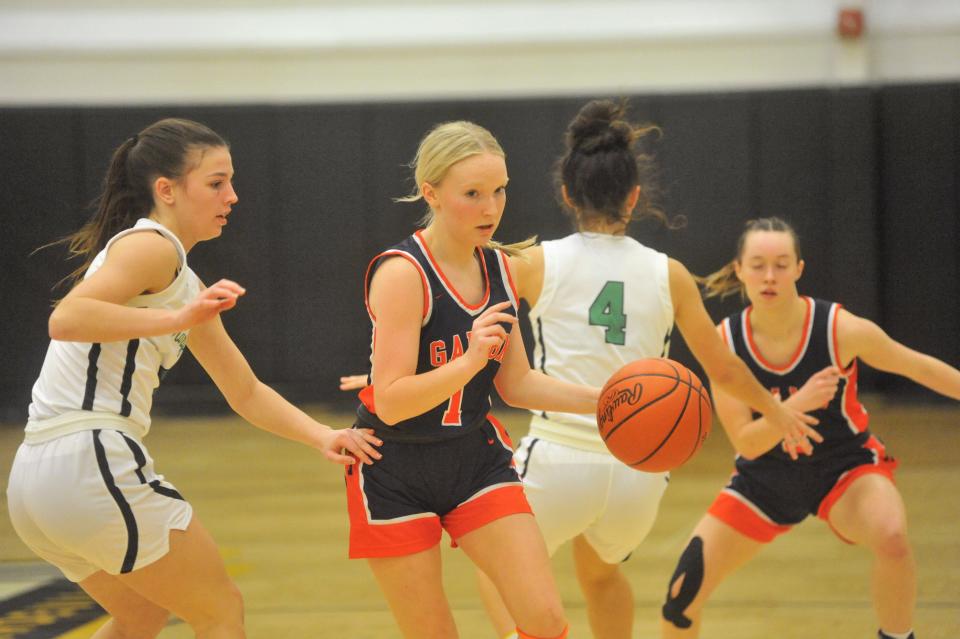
[0,1,956,104]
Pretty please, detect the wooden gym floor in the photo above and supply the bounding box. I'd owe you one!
[1,397,957,638]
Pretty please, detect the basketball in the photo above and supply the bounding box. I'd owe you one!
[597,358,712,472]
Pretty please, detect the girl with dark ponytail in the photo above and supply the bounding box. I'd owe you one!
[474,100,819,639]
[8,118,381,639]
[55,132,165,288]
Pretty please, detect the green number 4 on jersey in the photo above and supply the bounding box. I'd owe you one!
[589,281,626,345]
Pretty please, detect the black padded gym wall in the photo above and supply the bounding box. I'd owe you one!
[876,84,960,394]
[1,83,957,420]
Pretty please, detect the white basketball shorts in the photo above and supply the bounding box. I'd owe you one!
[7,428,192,582]
[515,435,669,564]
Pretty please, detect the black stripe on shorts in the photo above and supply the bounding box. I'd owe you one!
[519,437,540,480]
[92,430,139,574]
[120,433,184,501]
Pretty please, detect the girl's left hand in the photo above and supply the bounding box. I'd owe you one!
[319,427,383,465]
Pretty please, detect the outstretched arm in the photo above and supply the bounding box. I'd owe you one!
[837,308,960,401]
[669,258,820,459]
[188,308,381,466]
[713,365,841,459]
[493,326,599,414]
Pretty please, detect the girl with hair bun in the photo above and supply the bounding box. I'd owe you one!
[6,118,381,639]
[474,100,817,639]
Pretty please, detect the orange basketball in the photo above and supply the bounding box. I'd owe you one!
[597,358,712,472]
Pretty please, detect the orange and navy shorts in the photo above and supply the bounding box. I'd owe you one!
[345,416,531,558]
[708,434,897,544]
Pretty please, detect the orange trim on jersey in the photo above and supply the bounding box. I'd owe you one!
[830,303,855,375]
[744,296,812,372]
[364,250,430,323]
[707,490,791,543]
[358,385,376,414]
[719,319,731,347]
[443,485,531,542]
[488,414,515,449]
[498,250,520,307]
[345,463,442,558]
[841,362,869,433]
[816,435,897,544]
[414,229,491,311]
[829,302,869,433]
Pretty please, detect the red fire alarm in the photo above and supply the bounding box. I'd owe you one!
[838,7,865,39]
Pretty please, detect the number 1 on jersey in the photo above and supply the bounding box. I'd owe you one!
[589,281,627,345]
[442,387,464,426]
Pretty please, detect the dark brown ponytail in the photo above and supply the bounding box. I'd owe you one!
[44,118,227,290]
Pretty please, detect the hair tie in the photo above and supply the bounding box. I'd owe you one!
[130,134,139,145]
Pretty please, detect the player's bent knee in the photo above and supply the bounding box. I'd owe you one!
[185,581,244,632]
[515,604,566,639]
[578,564,624,591]
[662,536,705,629]
[874,528,912,561]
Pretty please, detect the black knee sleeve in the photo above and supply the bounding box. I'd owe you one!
[662,536,705,629]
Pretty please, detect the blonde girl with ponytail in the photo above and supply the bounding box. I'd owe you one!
[661,217,960,639]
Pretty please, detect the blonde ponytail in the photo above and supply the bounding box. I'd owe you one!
[487,236,538,257]
[698,260,743,300]
[699,216,801,301]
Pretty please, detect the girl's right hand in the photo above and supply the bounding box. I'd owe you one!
[175,279,246,330]
[766,401,822,460]
[318,426,383,466]
[790,366,842,412]
[463,301,517,371]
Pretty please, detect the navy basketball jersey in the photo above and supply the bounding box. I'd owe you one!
[357,231,518,441]
[720,297,870,463]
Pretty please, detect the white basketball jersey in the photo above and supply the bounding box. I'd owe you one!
[528,232,674,451]
[26,218,201,442]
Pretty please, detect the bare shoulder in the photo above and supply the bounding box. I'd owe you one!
[368,254,426,318]
[509,243,542,268]
[369,253,423,287]
[507,244,543,299]
[667,257,696,285]
[83,229,181,296]
[835,306,887,361]
[108,229,179,265]
[667,256,688,274]
[836,307,879,340]
[666,258,698,303]
[507,244,543,279]
[524,243,544,264]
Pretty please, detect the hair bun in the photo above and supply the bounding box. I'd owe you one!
[567,100,632,154]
